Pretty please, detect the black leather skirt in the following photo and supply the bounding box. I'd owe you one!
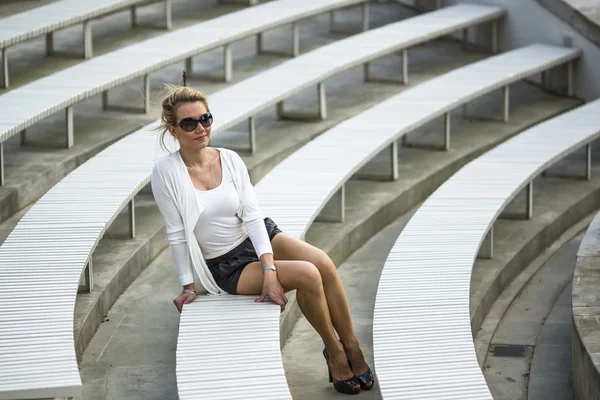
[205,217,282,294]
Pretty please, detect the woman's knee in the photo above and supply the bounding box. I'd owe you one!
[293,261,323,293]
[313,251,339,282]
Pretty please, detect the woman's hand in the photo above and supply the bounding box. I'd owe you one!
[256,272,287,312]
[173,290,197,313]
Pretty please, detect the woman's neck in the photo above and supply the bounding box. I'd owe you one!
[180,147,212,168]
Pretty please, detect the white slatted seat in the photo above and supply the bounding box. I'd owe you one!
[0,0,176,88]
[177,43,579,398]
[0,131,157,399]
[372,98,600,399]
[0,0,371,186]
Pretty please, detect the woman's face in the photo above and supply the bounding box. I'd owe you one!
[169,101,212,150]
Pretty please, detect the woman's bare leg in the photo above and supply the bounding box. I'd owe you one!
[237,260,357,385]
[270,233,369,376]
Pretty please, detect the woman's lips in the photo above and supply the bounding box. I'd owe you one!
[194,136,207,141]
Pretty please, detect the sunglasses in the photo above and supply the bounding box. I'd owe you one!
[173,112,213,132]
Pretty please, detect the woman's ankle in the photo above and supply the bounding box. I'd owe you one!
[340,337,360,351]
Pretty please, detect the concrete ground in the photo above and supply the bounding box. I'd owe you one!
[280,206,412,400]
[482,233,583,400]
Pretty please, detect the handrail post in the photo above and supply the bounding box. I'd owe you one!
[83,20,93,59]
[66,106,74,148]
[390,141,398,180]
[362,2,369,32]
[444,112,450,151]
[503,85,509,122]
[224,44,232,82]
[401,49,408,84]
[1,47,8,88]
[526,181,533,220]
[292,22,300,57]
[491,20,498,54]
[249,116,256,154]
[318,82,327,120]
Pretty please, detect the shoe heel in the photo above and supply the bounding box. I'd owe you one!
[328,369,333,383]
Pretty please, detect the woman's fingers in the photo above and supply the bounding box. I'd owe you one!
[173,293,196,313]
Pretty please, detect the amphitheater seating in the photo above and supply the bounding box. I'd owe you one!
[0,0,370,187]
[0,0,175,89]
[0,33,577,398]
[207,3,504,153]
[371,98,600,399]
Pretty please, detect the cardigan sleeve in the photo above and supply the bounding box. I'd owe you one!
[151,162,195,285]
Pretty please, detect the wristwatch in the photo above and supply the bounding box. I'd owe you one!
[183,289,196,295]
[262,265,277,273]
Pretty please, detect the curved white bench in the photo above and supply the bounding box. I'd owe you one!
[0,130,157,399]
[0,0,177,89]
[372,98,600,399]
[0,0,370,187]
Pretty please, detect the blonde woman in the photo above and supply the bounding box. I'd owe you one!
[151,76,374,394]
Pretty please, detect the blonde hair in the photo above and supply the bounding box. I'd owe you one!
[158,82,210,152]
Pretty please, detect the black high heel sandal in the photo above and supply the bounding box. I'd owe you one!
[322,348,361,395]
[348,360,375,391]
[341,343,375,391]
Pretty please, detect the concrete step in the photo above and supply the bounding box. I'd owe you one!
[77,81,577,398]
[528,282,574,400]
[0,1,412,224]
[479,234,582,400]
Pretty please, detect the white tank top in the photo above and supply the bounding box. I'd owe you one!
[193,156,248,259]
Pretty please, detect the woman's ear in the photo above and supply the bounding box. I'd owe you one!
[167,125,177,137]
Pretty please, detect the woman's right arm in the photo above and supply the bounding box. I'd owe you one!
[151,164,197,311]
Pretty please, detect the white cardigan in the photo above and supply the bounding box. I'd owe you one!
[151,148,265,295]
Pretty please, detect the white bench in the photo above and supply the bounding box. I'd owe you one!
[0,0,178,89]
[0,130,157,399]
[0,0,370,187]
[372,97,600,399]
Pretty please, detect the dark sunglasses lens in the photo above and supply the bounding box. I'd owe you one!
[200,113,213,128]
[180,118,198,132]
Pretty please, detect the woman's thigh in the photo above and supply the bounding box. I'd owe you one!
[271,232,337,280]
[271,232,330,264]
[236,259,322,295]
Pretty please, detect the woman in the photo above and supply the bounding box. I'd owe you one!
[151,77,374,395]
